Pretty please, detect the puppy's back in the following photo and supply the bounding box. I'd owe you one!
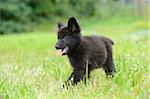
[82,35,114,67]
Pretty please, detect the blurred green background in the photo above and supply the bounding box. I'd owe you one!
[0,0,149,34]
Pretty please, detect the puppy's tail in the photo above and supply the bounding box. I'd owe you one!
[110,39,114,45]
[107,38,114,45]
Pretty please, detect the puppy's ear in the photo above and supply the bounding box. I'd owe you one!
[57,22,64,30]
[68,17,80,32]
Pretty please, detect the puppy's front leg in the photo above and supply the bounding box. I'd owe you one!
[63,72,74,87]
[67,72,74,81]
[73,67,85,85]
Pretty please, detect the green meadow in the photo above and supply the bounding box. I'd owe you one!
[0,18,149,99]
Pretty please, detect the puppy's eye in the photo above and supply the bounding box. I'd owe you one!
[58,35,65,39]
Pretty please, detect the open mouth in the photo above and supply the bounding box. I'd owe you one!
[58,46,69,55]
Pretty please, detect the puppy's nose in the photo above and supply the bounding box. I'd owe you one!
[55,44,60,49]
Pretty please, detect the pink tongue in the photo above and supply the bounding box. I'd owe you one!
[59,47,68,55]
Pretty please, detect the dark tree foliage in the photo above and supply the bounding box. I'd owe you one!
[0,0,100,34]
[0,0,133,34]
[1,0,32,34]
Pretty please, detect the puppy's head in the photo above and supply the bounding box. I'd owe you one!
[55,17,81,55]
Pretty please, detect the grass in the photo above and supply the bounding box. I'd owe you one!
[0,17,149,99]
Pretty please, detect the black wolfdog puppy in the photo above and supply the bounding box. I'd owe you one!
[55,17,116,86]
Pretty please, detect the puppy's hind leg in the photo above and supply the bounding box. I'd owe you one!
[103,44,116,77]
[103,61,115,76]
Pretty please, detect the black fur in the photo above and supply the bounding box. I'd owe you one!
[55,17,116,86]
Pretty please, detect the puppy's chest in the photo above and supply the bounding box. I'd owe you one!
[68,52,86,62]
[67,51,87,65]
